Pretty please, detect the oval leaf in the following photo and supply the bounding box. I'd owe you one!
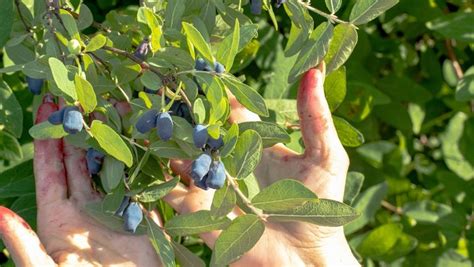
[325,24,358,73]
[90,120,133,167]
[165,210,231,237]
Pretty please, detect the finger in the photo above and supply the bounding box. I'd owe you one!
[0,207,56,266]
[34,96,67,207]
[63,141,100,202]
[228,92,261,123]
[297,63,347,164]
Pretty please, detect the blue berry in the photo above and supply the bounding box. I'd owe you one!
[62,106,83,134]
[123,202,143,233]
[275,0,286,8]
[194,174,209,190]
[156,112,173,141]
[208,136,224,150]
[48,108,65,125]
[250,0,262,14]
[193,125,208,148]
[26,76,44,95]
[115,196,131,217]
[133,39,149,61]
[195,58,212,71]
[214,62,225,74]
[206,161,226,189]
[86,148,105,175]
[191,153,212,182]
[136,109,158,134]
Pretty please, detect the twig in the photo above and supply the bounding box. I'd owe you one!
[228,174,268,221]
[298,0,349,25]
[381,200,402,215]
[445,40,464,80]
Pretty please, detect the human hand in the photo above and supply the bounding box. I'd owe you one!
[0,97,161,266]
[165,63,360,266]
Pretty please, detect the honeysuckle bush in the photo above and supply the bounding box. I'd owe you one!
[0,0,473,266]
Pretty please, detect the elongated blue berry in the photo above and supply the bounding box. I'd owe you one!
[208,136,224,150]
[193,125,208,148]
[194,174,209,190]
[86,148,105,175]
[195,58,212,71]
[62,106,83,134]
[115,196,131,217]
[26,76,44,95]
[123,202,143,233]
[136,109,158,134]
[134,38,149,61]
[206,161,226,189]
[250,0,262,14]
[48,108,66,125]
[191,153,212,182]
[214,62,225,74]
[156,112,173,141]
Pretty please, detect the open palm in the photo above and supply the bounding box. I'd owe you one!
[0,97,160,266]
[166,64,359,266]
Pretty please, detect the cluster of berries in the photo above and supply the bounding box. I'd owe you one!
[135,109,173,141]
[48,106,84,134]
[115,196,143,233]
[191,125,226,190]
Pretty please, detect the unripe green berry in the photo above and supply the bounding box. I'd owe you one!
[68,39,82,55]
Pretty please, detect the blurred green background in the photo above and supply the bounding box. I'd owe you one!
[1,0,473,266]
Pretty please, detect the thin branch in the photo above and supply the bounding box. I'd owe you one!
[381,200,403,215]
[298,0,349,25]
[228,175,268,221]
[445,39,464,80]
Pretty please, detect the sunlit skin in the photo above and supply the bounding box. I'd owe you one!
[0,64,359,266]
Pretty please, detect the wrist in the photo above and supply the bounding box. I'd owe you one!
[313,227,360,267]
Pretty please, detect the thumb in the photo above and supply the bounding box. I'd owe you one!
[0,206,56,266]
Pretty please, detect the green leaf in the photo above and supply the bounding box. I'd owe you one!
[149,140,191,159]
[288,22,333,83]
[345,182,388,235]
[84,34,107,52]
[222,75,268,116]
[350,0,399,25]
[165,210,231,236]
[211,214,265,267]
[90,120,133,167]
[455,66,474,101]
[49,57,77,100]
[0,131,22,161]
[226,130,262,179]
[325,0,342,13]
[324,66,346,111]
[211,182,236,219]
[0,160,35,197]
[192,98,206,124]
[171,240,206,267]
[0,0,14,48]
[333,116,365,147]
[182,22,214,64]
[344,172,365,205]
[141,70,163,91]
[99,156,124,193]
[172,116,195,144]
[403,200,452,224]
[165,0,185,30]
[238,121,290,148]
[382,233,418,261]
[29,121,68,140]
[325,24,358,73]
[75,74,97,114]
[357,223,403,258]
[267,199,359,226]
[221,123,239,158]
[0,81,23,137]
[426,12,474,42]
[146,217,176,267]
[59,11,80,39]
[252,179,317,212]
[137,177,179,203]
[217,19,240,70]
[441,113,473,181]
